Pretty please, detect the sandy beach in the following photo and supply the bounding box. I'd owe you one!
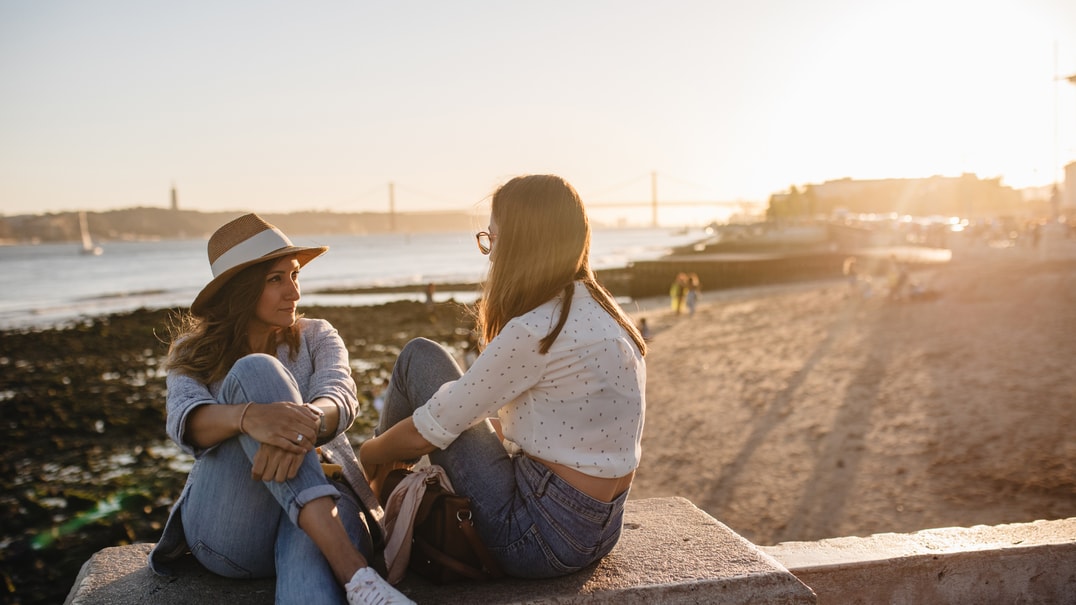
[627,232,1076,546]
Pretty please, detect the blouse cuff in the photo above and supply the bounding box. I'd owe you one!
[412,404,457,450]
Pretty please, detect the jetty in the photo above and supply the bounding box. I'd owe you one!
[617,222,952,299]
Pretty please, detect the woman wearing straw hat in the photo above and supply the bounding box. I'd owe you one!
[360,175,647,580]
[149,214,413,604]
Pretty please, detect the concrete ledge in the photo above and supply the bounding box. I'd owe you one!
[763,517,1076,604]
[65,497,816,604]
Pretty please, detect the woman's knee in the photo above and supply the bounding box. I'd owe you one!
[220,354,300,404]
[231,353,284,375]
[403,337,461,372]
[400,337,444,361]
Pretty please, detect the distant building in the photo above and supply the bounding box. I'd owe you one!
[767,174,1023,220]
[171,185,179,211]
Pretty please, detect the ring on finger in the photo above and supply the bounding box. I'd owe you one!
[296,433,304,443]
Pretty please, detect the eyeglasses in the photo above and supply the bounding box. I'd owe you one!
[475,231,497,255]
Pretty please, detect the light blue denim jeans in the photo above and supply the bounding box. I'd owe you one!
[179,354,372,605]
[377,338,628,578]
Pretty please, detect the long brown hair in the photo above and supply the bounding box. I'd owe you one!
[477,175,647,355]
[166,258,301,384]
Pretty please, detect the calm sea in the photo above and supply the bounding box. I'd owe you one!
[0,227,702,330]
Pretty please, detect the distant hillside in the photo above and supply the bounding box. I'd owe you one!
[0,207,485,244]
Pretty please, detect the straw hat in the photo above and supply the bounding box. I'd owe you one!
[191,213,327,316]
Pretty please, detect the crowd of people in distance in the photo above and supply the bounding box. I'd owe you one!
[843,254,940,303]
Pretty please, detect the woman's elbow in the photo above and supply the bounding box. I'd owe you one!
[408,431,438,458]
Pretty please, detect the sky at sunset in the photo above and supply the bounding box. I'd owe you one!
[2,1,1076,224]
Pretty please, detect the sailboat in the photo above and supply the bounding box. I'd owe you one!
[78,211,103,256]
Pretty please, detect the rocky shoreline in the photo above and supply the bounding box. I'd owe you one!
[0,298,477,604]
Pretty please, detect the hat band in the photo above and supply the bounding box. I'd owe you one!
[210,228,293,277]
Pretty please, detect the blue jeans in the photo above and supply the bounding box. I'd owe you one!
[377,338,627,578]
[179,354,372,605]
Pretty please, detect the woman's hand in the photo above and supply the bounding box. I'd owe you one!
[359,438,394,500]
[359,421,435,499]
[186,401,319,452]
[241,402,320,454]
[358,439,379,482]
[250,443,307,482]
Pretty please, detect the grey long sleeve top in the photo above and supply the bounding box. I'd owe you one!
[150,318,385,576]
[164,317,358,457]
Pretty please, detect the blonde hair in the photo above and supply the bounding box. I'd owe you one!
[477,175,646,355]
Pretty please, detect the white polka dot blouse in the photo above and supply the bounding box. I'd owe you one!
[412,282,646,478]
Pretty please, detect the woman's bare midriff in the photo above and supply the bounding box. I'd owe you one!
[528,454,634,502]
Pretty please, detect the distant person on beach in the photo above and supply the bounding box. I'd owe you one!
[670,272,688,314]
[149,214,412,605]
[685,273,701,317]
[638,317,652,341]
[1028,221,1042,249]
[843,256,858,289]
[843,256,872,299]
[887,254,909,301]
[359,174,647,581]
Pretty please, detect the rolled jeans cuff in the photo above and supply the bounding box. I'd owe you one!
[288,483,342,526]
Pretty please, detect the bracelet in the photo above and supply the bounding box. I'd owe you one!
[307,403,327,436]
[238,402,253,435]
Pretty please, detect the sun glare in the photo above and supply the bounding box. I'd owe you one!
[760,1,1067,192]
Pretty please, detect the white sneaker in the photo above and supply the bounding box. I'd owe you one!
[345,567,416,605]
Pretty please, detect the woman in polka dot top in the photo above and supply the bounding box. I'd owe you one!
[359,174,647,579]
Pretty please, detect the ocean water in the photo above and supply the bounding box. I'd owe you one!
[0,227,702,330]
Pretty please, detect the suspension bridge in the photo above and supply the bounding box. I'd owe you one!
[347,172,766,228]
